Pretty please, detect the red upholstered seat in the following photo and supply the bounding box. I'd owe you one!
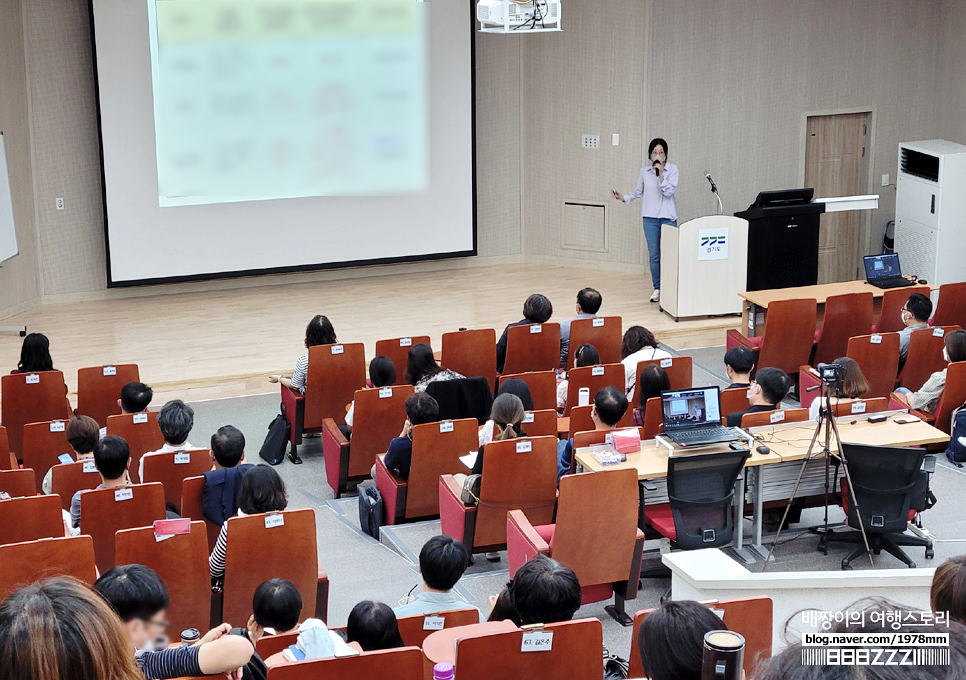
[748,335,763,349]
[643,503,676,541]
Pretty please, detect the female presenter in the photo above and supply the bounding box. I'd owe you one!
[611,138,678,303]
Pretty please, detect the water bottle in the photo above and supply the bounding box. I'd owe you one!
[433,662,455,680]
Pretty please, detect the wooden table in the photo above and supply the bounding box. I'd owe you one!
[738,280,937,336]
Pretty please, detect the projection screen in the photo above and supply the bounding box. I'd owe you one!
[90,0,476,285]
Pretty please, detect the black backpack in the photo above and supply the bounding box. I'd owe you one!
[258,404,290,466]
[358,482,384,539]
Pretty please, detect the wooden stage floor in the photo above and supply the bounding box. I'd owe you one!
[0,263,740,404]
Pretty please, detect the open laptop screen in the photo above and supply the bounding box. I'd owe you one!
[863,253,901,281]
[661,387,722,431]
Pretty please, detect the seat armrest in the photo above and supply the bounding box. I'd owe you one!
[890,391,911,409]
[322,418,348,446]
[375,455,406,526]
[316,568,329,622]
[507,510,550,576]
[439,474,468,505]
[322,418,351,496]
[439,475,475,546]
[726,329,755,351]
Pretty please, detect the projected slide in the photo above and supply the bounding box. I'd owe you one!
[147,1,428,206]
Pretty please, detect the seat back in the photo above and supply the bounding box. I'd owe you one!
[876,286,930,334]
[756,299,818,375]
[628,597,773,679]
[105,412,164,484]
[21,420,71,490]
[0,494,64,546]
[831,397,889,417]
[814,293,875,365]
[1,371,71,458]
[265,647,424,680]
[639,399,663,438]
[405,419,479,519]
[441,328,497,394]
[502,323,561,374]
[396,609,481,648]
[141,449,212,509]
[454,619,603,680]
[520,409,558,437]
[222,508,319,628]
[80,482,166,573]
[840,443,926,534]
[0,427,12,470]
[931,361,966,435]
[667,450,749,550]
[741,408,808,428]
[473,437,558,548]
[0,468,37,498]
[50,460,101,511]
[847,333,901,398]
[550,468,639,587]
[567,405,634,439]
[719,388,750,422]
[497,371,556,411]
[635,356,693,392]
[374,336,432,386]
[76,364,140,427]
[255,631,300,660]
[899,326,960,392]
[573,427,645,449]
[0,536,96,602]
[564,364,624,416]
[304,343,367,428]
[566,316,622,369]
[931,282,966,328]
[115,521,211,633]
[181,475,221,551]
[347,386,413,478]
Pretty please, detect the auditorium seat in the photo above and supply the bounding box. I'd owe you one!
[21,420,70,490]
[0,536,96,602]
[375,418,478,525]
[930,282,966,328]
[0,494,64,546]
[830,397,889,417]
[501,322,561,374]
[374,336,431,385]
[439,436,557,555]
[740,408,809,428]
[507,468,644,625]
[496,371,556,411]
[322,384,412,497]
[567,404,634,439]
[105,412,164,484]
[115,521,211,633]
[848,332,901,398]
[566,316,622,368]
[719,388,750,423]
[441,328,497,394]
[898,326,960,392]
[264,647,423,680]
[0,427,14,470]
[892,361,966,435]
[520,409,560,437]
[76,364,140,427]
[50,460,101,511]
[254,631,300,660]
[397,608,480,648]
[635,355,693,392]
[80,482,165,572]
[1,370,72,459]
[812,292,874,366]
[181,475,221,551]
[281,342,366,463]
[563,363,624,416]
[726,299,817,385]
[0,468,37,498]
[874,286,930,334]
[140,449,212,509]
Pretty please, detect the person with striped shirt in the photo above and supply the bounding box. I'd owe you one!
[267,315,337,393]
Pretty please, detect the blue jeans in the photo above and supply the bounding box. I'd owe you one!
[643,218,676,290]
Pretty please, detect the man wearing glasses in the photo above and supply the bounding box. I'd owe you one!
[898,293,933,366]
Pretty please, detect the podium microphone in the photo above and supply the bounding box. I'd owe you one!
[704,171,718,193]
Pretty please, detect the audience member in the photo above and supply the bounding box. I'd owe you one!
[267,314,337,393]
[345,601,405,652]
[496,293,554,372]
[41,414,99,495]
[479,379,534,446]
[381,392,440,479]
[620,326,670,398]
[931,555,966,625]
[639,600,726,680]
[632,365,671,427]
[404,343,464,393]
[70,435,131,534]
[0,576,144,680]
[723,346,755,389]
[138,399,196,483]
[491,555,581,626]
[202,425,254,526]
[726,367,789,427]
[470,393,526,476]
[394,536,483,622]
[895,329,966,414]
[15,332,54,373]
[557,386,628,481]
[248,578,303,643]
[345,355,397,431]
[559,288,602,367]
[98,381,154,439]
[210,464,288,581]
[94,565,254,679]
[898,292,933,365]
[556,343,600,412]
[808,357,869,420]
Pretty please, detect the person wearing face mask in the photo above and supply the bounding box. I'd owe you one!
[725,367,790,427]
[897,292,932,367]
[611,137,679,303]
[894,330,966,414]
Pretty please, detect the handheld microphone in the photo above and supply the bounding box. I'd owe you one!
[704,171,718,193]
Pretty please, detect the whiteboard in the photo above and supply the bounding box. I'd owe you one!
[0,133,17,265]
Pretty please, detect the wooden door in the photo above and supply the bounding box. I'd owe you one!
[805,113,869,283]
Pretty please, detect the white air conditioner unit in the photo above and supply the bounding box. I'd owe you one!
[894,139,966,286]
[477,0,561,33]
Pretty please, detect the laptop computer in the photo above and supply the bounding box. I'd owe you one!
[659,386,743,447]
[863,253,916,289]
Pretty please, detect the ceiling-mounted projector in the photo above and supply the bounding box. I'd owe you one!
[477,1,560,29]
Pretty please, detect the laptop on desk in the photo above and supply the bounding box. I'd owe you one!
[863,253,916,289]
[660,386,743,447]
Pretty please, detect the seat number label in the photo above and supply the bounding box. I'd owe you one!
[50,421,65,432]
[523,412,535,424]
[133,413,148,424]
[870,334,882,344]
[530,325,542,334]
[423,616,444,631]
[174,453,191,464]
[439,421,454,433]
[399,337,412,347]
[516,440,532,453]
[331,344,344,354]
[114,488,133,502]
[770,410,785,424]
[521,630,553,652]
[933,328,945,337]
[103,366,117,376]
[265,514,285,529]
[660,358,673,369]
[851,401,867,414]
[25,374,39,384]
[593,318,605,327]
[592,366,605,376]
[83,460,97,473]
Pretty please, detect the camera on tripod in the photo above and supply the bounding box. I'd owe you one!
[816,362,844,384]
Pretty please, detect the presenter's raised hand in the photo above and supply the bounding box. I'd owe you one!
[610,189,623,201]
